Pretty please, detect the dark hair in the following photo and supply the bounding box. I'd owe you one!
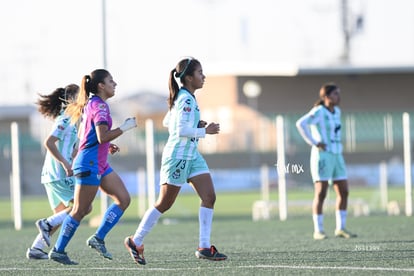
[167,57,201,109]
[65,69,110,124]
[36,84,79,119]
[314,82,338,106]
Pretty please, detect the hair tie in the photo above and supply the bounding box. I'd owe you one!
[173,68,180,78]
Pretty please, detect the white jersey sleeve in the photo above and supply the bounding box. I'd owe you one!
[296,106,321,146]
[176,94,206,138]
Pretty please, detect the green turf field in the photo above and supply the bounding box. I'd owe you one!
[1,189,413,275]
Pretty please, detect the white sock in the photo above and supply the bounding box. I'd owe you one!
[31,233,46,250]
[312,214,324,233]
[46,209,69,227]
[199,207,213,249]
[336,210,347,231]
[133,206,162,246]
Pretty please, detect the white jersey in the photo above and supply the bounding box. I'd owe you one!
[162,88,206,160]
[41,112,78,183]
[296,105,343,154]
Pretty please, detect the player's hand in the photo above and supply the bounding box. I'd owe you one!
[109,143,120,155]
[119,117,137,132]
[206,122,220,135]
[63,162,73,177]
[198,120,207,128]
[316,142,326,151]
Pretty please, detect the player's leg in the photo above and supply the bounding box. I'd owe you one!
[34,203,71,249]
[95,170,131,239]
[333,179,356,238]
[190,171,226,261]
[125,157,185,265]
[312,181,329,239]
[39,179,75,245]
[332,154,356,238]
[27,180,73,259]
[49,182,97,264]
[310,149,333,239]
[87,170,130,259]
[125,183,181,265]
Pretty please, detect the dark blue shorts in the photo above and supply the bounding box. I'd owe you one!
[73,166,113,186]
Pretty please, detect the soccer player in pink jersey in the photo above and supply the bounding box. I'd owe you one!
[49,69,137,265]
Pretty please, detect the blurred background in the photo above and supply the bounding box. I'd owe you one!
[1,0,413,217]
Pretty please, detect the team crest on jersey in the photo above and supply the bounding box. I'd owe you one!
[335,124,341,133]
[183,106,191,112]
[98,104,107,110]
[58,125,65,130]
[172,169,181,179]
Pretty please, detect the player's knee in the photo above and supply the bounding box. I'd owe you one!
[71,206,91,220]
[155,198,175,213]
[119,195,131,210]
[201,193,216,208]
[341,189,349,198]
[315,190,327,201]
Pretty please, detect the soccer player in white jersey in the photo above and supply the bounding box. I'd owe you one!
[296,83,357,240]
[26,84,82,259]
[124,57,227,266]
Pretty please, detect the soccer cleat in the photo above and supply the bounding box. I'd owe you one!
[195,245,227,261]
[36,218,52,247]
[313,231,327,240]
[49,249,78,265]
[335,229,357,238]
[124,236,146,265]
[26,247,48,260]
[86,235,113,260]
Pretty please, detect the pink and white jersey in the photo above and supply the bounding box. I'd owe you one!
[73,95,112,174]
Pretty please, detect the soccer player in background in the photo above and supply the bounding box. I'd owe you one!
[48,69,137,265]
[124,57,227,266]
[296,82,357,240]
[26,84,82,260]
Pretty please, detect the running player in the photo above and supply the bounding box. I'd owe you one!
[296,82,357,240]
[26,84,81,259]
[124,57,227,266]
[48,69,137,265]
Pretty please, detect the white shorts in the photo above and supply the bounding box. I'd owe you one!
[160,154,209,186]
[310,148,347,183]
[43,178,74,210]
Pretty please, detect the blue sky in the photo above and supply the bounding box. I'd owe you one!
[1,0,414,105]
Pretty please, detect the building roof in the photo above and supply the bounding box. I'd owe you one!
[0,105,36,119]
[206,61,414,77]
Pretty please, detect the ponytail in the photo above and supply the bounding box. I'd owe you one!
[65,75,90,124]
[37,88,65,119]
[168,69,180,109]
[313,99,324,107]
